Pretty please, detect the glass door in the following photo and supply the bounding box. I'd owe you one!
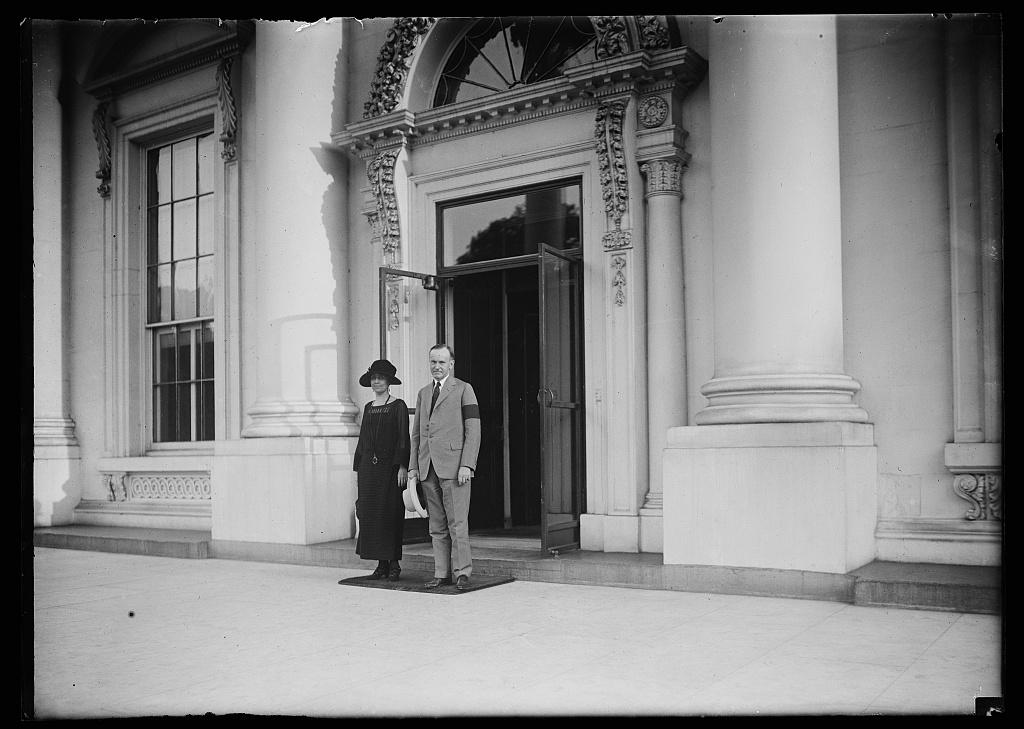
[538,243,584,553]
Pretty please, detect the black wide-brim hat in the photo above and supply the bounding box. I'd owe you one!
[359,359,402,387]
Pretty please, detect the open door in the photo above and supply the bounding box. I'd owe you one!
[538,243,584,553]
[379,266,446,545]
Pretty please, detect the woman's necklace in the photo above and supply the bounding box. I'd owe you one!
[369,394,391,465]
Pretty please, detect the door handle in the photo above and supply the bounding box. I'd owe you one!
[536,388,555,406]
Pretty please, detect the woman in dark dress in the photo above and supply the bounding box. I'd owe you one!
[347,359,410,582]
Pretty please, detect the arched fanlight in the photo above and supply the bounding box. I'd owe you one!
[433,17,598,107]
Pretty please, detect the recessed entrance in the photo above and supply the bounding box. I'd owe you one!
[382,178,585,552]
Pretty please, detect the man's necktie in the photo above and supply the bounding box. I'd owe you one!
[430,381,440,416]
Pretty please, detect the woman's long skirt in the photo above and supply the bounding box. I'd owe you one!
[355,462,405,561]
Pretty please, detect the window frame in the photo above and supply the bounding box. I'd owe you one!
[144,130,218,446]
[107,91,240,458]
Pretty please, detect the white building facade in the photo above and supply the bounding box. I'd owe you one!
[31,16,1002,577]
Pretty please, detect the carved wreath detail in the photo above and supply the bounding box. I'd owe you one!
[638,95,668,128]
[363,17,435,118]
[367,150,401,259]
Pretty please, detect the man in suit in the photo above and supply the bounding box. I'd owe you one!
[408,344,481,591]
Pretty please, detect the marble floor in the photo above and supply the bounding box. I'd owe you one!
[29,547,1003,718]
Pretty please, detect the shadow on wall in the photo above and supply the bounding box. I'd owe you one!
[319,43,356,411]
[34,470,80,527]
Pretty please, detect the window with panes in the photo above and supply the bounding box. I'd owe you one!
[146,133,215,442]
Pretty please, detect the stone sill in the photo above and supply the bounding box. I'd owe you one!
[97,455,211,473]
[76,499,211,517]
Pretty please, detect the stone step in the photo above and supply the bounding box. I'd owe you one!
[31,526,1001,614]
[33,525,211,560]
[850,560,1002,615]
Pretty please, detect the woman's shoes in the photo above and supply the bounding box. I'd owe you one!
[387,562,402,582]
[367,561,389,580]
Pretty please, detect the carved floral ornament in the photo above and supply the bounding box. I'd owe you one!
[217,55,239,161]
[92,102,112,198]
[594,98,631,250]
[952,473,1002,521]
[366,150,402,259]
[363,17,436,118]
[611,254,627,306]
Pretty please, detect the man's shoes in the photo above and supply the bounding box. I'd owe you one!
[455,575,470,591]
[422,577,452,589]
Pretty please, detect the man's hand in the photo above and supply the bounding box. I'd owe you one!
[407,469,418,482]
[458,466,472,485]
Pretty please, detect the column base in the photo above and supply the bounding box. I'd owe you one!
[212,436,357,544]
[695,374,870,424]
[242,399,360,437]
[580,513,639,553]
[663,422,877,573]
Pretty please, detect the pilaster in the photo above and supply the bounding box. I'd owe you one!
[33,22,81,526]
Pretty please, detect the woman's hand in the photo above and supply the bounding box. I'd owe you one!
[398,466,408,488]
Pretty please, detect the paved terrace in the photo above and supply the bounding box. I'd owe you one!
[29,546,1003,717]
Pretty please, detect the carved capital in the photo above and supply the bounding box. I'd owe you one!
[366,150,401,261]
[952,473,1002,521]
[364,17,436,118]
[92,102,112,198]
[640,157,688,197]
[217,56,238,161]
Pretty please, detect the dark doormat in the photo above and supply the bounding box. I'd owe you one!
[336,571,514,595]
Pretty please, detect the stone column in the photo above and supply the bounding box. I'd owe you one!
[241,21,359,438]
[662,16,877,574]
[639,155,687,552]
[212,21,358,546]
[696,15,868,425]
[33,21,81,526]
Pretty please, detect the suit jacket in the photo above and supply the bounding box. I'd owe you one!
[409,376,481,480]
